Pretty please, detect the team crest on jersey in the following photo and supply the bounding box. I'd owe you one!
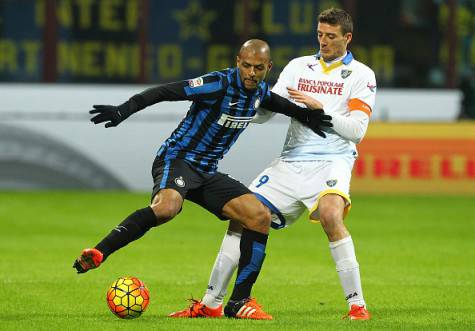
[174,176,186,187]
[341,69,352,79]
[188,77,203,88]
[326,179,337,187]
[254,98,260,109]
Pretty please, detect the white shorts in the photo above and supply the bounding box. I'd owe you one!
[249,158,354,229]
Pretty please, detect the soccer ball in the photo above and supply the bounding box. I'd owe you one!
[106,276,150,319]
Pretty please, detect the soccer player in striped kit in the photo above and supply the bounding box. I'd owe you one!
[73,39,332,320]
[171,8,376,320]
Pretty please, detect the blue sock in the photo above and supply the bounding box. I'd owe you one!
[229,228,268,301]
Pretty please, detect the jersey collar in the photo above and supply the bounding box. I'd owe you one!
[315,51,354,65]
[315,51,353,74]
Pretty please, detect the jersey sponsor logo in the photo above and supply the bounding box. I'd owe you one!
[254,98,260,109]
[326,179,337,187]
[298,78,344,95]
[217,113,254,129]
[367,82,377,92]
[188,77,203,88]
[174,176,186,187]
[341,69,352,79]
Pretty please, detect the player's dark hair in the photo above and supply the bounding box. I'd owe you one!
[318,8,353,35]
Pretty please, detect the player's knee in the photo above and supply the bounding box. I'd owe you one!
[150,202,180,223]
[256,203,272,225]
[247,204,271,232]
[319,206,342,230]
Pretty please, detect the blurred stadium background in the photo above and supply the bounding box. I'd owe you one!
[0,0,474,193]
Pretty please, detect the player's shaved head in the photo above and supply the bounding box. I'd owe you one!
[239,39,271,61]
[236,39,272,90]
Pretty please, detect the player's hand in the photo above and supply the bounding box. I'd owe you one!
[304,109,333,138]
[286,87,332,137]
[89,103,129,128]
[287,87,323,110]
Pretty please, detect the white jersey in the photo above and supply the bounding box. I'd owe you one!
[257,52,376,161]
[251,52,376,225]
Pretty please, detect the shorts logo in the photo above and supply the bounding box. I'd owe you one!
[254,98,261,109]
[326,179,337,187]
[217,113,254,129]
[341,69,352,79]
[174,176,185,187]
[188,77,203,88]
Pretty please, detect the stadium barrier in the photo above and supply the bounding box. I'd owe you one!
[1,84,472,194]
[352,122,475,194]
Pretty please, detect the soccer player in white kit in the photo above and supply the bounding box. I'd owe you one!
[169,8,376,320]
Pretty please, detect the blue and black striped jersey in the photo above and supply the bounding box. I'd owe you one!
[156,67,271,174]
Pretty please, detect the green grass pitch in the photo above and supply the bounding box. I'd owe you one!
[0,191,474,330]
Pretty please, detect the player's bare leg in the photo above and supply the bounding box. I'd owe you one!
[73,189,182,274]
[314,193,370,320]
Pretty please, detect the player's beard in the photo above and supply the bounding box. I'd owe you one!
[243,79,258,90]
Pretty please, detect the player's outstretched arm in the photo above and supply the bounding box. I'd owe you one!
[89,102,139,128]
[261,91,332,137]
[89,81,191,128]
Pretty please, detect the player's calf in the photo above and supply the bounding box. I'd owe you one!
[73,248,103,274]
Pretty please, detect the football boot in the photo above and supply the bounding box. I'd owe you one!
[168,299,223,318]
[73,248,103,274]
[224,297,272,320]
[343,304,371,320]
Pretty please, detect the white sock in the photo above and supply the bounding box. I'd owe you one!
[201,230,241,308]
[329,236,366,308]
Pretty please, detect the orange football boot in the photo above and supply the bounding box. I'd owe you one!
[169,299,223,318]
[224,297,273,320]
[73,248,103,274]
[344,304,371,320]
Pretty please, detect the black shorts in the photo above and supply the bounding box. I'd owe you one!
[151,157,251,219]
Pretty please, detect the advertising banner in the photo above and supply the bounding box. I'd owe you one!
[352,123,475,194]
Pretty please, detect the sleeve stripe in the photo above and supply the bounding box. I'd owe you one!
[202,75,221,83]
[348,98,372,117]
